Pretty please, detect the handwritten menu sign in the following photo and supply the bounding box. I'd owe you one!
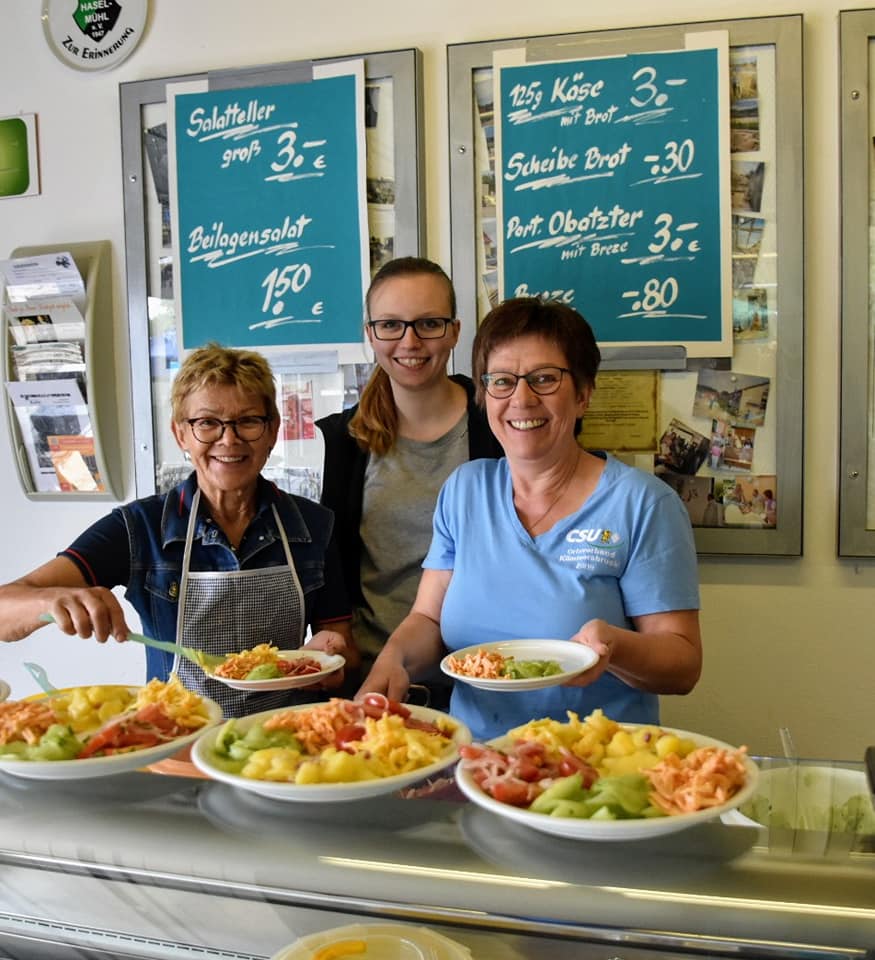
[172,67,368,349]
[496,44,730,356]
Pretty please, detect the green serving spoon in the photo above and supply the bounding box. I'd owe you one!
[38,614,225,669]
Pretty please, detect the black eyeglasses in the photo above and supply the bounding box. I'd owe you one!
[185,416,271,443]
[367,317,454,340]
[480,366,572,399]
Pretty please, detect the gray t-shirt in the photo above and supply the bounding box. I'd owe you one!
[355,412,470,658]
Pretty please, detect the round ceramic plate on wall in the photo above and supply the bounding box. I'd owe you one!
[42,0,148,71]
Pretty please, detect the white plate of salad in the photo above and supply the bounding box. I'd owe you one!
[191,695,471,802]
[455,719,759,841]
[206,646,346,691]
[440,639,598,691]
[0,679,223,780]
[271,922,472,960]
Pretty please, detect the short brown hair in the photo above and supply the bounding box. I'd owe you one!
[472,297,600,406]
[170,343,278,422]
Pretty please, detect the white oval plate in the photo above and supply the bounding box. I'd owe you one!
[455,724,759,841]
[271,922,473,960]
[191,702,470,802]
[0,688,223,781]
[440,639,598,691]
[207,649,345,691]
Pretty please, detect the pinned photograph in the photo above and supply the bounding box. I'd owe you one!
[655,418,710,476]
[657,471,713,526]
[693,369,770,428]
[716,475,776,527]
[732,215,765,256]
[729,55,760,153]
[732,255,757,291]
[482,218,498,269]
[720,424,757,471]
[733,288,770,341]
[731,160,765,213]
[281,380,315,442]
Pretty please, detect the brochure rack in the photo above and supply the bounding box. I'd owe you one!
[1,240,122,500]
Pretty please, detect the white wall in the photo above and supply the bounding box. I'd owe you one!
[1,0,872,761]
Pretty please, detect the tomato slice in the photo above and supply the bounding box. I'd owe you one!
[361,692,410,719]
[334,723,366,753]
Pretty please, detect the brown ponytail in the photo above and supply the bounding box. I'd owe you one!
[348,366,398,456]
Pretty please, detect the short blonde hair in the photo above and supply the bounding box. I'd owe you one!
[170,343,278,423]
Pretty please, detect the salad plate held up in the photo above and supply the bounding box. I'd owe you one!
[455,716,759,841]
[440,639,598,691]
[0,678,223,781]
[191,696,470,802]
[205,645,345,691]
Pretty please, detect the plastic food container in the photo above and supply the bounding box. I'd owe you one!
[722,763,875,836]
[271,923,473,960]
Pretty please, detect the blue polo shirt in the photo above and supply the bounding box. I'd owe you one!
[61,473,350,681]
[425,455,700,741]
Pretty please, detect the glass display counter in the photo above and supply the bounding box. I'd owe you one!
[0,760,871,960]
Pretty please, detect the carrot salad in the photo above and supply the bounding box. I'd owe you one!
[645,745,749,815]
[264,699,360,754]
[446,650,506,679]
[0,700,57,745]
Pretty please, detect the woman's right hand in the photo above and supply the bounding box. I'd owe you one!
[356,651,411,704]
[44,586,131,643]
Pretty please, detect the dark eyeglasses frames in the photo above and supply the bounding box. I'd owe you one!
[185,416,271,443]
[368,317,454,340]
[480,366,572,399]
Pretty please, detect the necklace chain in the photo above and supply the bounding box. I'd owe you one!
[518,455,579,534]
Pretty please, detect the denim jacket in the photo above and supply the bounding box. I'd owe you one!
[62,473,349,681]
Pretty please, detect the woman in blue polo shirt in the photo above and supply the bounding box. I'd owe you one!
[0,344,353,717]
[360,298,701,741]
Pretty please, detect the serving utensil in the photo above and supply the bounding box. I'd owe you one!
[23,661,57,694]
[38,614,224,669]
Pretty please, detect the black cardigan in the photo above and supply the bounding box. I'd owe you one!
[316,374,503,610]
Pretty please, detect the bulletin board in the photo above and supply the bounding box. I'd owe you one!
[120,50,423,498]
[839,10,875,557]
[448,15,803,556]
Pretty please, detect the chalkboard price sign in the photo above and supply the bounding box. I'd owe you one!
[496,45,728,355]
[172,68,367,350]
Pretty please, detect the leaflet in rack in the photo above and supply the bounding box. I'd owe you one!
[1,252,97,493]
[5,380,101,493]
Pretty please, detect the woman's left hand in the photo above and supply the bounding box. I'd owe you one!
[565,618,616,686]
[302,629,349,690]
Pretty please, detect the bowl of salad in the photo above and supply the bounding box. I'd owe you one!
[440,639,598,691]
[0,677,222,780]
[191,693,470,801]
[455,708,758,840]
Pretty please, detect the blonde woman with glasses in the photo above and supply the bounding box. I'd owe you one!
[0,344,354,717]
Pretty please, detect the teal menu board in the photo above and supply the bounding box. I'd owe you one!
[496,46,728,355]
[172,69,367,349]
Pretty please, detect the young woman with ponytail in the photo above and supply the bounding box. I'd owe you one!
[317,258,501,707]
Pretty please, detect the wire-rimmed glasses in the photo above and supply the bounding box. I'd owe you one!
[480,366,572,399]
[185,416,271,443]
[367,317,454,340]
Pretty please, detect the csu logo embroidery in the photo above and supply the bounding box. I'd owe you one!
[566,528,623,547]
